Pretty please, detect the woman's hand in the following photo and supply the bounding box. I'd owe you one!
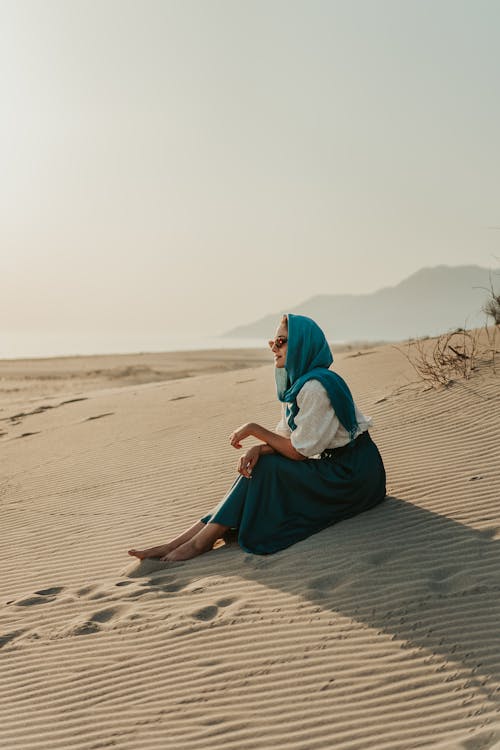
[237,445,261,478]
[229,422,255,449]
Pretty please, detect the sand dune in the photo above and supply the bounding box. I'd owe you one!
[1,340,499,749]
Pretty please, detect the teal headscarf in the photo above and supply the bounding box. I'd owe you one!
[275,313,359,440]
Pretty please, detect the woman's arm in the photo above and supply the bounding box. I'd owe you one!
[230,422,307,461]
[257,443,276,456]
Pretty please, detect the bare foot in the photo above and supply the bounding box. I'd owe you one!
[128,521,208,561]
[128,544,174,560]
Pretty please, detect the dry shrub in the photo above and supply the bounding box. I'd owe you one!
[397,328,480,388]
[484,296,500,324]
[480,270,500,325]
[398,272,500,385]
[480,273,500,372]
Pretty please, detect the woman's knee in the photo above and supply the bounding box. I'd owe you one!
[258,453,280,466]
[254,452,287,474]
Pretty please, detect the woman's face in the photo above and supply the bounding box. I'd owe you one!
[269,322,288,368]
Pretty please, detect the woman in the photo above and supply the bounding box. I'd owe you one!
[128,314,386,561]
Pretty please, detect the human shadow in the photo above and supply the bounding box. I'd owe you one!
[130,494,500,702]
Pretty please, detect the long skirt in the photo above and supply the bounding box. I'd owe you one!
[200,430,386,555]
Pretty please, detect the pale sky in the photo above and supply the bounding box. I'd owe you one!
[1,0,499,346]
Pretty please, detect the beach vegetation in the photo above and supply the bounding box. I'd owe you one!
[398,270,500,386]
[476,267,500,372]
[397,328,481,388]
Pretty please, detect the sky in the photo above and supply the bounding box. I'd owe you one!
[1,0,499,350]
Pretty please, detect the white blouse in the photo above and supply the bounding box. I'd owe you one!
[275,379,373,458]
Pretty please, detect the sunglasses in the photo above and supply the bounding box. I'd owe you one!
[268,336,288,349]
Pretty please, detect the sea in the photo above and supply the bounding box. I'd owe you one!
[0,331,270,360]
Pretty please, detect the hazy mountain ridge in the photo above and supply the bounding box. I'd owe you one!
[223,265,498,342]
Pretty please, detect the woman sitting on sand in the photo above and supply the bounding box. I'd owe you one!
[129,314,386,561]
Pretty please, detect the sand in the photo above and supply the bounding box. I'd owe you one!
[0,348,271,407]
[1,339,499,749]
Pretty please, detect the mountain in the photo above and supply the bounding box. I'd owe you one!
[223,265,498,342]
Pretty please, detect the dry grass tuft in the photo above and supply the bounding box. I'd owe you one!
[484,296,500,324]
[480,271,500,371]
[398,274,500,386]
[480,269,500,325]
[396,328,481,388]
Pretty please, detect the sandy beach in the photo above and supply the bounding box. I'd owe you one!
[1,338,499,749]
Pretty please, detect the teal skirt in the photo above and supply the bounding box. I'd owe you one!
[201,430,386,555]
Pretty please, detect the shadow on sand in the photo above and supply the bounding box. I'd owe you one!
[128,495,500,705]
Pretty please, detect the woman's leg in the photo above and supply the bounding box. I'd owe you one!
[128,472,247,561]
[163,522,229,561]
[128,520,207,560]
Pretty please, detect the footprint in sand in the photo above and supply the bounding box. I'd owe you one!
[90,607,122,623]
[191,597,236,622]
[161,581,184,593]
[106,574,186,599]
[14,586,65,606]
[71,621,101,636]
[70,605,128,636]
[135,574,186,595]
[35,586,64,596]
[0,630,26,648]
[191,605,219,621]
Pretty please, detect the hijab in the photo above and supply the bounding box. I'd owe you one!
[275,313,359,440]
